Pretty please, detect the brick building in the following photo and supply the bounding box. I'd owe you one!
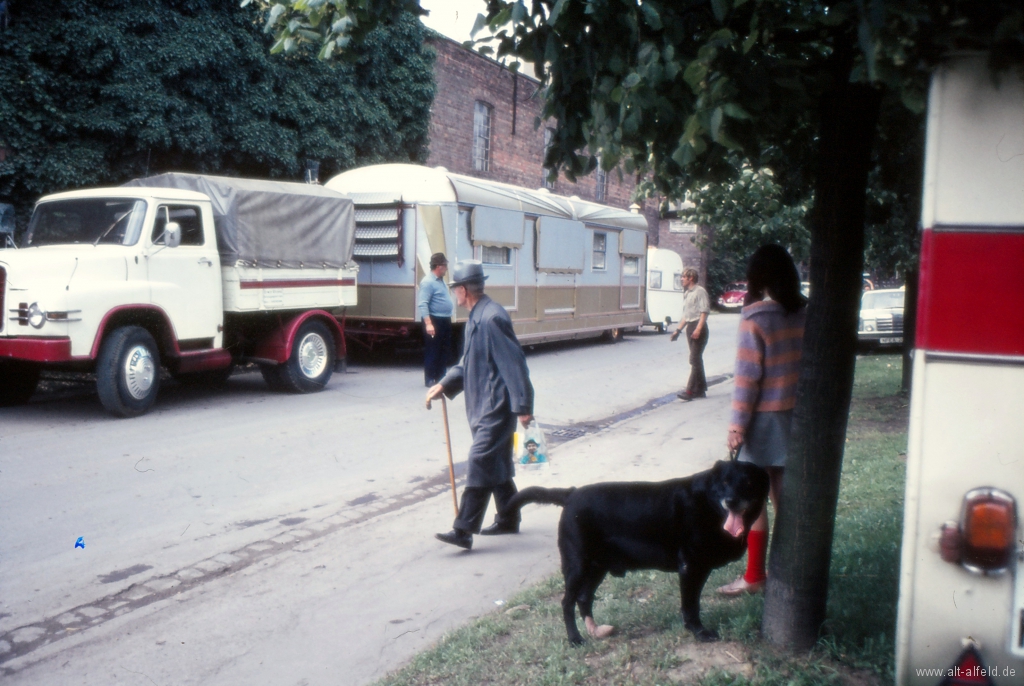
[424,33,705,281]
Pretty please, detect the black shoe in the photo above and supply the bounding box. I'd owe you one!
[676,390,693,401]
[435,529,472,549]
[479,522,520,536]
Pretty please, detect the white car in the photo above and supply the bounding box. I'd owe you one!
[858,288,905,347]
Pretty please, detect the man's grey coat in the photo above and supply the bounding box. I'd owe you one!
[441,295,533,488]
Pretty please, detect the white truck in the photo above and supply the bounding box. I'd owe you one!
[0,173,358,417]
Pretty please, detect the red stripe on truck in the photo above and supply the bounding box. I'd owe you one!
[238,278,356,290]
[917,228,1024,357]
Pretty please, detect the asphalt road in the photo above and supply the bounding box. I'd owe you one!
[0,313,740,684]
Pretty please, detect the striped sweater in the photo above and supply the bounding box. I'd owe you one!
[729,300,806,433]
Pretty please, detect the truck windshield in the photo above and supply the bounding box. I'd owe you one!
[23,198,147,247]
[861,290,905,310]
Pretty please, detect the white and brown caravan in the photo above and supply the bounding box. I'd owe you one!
[324,164,648,347]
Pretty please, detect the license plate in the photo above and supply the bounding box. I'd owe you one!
[880,337,903,345]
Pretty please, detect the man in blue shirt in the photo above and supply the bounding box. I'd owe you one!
[418,252,455,386]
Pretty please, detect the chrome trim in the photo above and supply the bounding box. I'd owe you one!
[925,351,1024,367]
[930,223,1024,234]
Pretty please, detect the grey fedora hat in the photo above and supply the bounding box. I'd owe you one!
[448,260,488,287]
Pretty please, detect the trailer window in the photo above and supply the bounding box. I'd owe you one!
[153,205,204,246]
[674,273,684,290]
[593,232,607,270]
[649,271,662,290]
[481,245,511,265]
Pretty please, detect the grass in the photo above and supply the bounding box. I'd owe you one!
[375,354,909,686]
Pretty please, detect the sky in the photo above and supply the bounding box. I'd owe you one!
[419,0,489,43]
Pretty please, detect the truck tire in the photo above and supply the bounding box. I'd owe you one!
[96,326,161,417]
[0,361,40,406]
[274,319,335,393]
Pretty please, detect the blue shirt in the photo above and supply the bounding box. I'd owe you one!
[418,273,454,318]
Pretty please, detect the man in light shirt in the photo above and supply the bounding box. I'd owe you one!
[418,252,454,387]
[670,268,710,401]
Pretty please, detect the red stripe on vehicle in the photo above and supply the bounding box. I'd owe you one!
[917,228,1024,357]
[238,278,356,290]
[0,336,73,362]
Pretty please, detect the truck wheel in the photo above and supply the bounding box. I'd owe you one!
[96,326,161,417]
[275,320,335,393]
[0,361,40,406]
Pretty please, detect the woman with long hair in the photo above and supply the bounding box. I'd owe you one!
[718,244,807,596]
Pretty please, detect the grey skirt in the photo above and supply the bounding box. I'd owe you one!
[738,410,793,468]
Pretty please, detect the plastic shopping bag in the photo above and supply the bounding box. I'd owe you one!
[515,421,549,468]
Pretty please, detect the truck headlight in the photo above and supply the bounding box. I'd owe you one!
[27,302,46,329]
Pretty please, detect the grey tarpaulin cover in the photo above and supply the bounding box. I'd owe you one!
[124,173,355,268]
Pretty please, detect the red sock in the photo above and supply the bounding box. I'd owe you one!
[743,530,768,584]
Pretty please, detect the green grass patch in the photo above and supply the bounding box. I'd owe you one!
[376,354,908,686]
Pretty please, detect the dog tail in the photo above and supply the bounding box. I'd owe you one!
[502,486,575,517]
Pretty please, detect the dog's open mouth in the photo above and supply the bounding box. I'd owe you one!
[722,509,746,538]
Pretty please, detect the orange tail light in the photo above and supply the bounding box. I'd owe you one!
[959,488,1017,574]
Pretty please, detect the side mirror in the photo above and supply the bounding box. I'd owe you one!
[162,222,181,248]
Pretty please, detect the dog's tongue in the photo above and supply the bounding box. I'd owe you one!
[723,510,745,538]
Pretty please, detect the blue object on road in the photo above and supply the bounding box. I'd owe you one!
[75,537,85,549]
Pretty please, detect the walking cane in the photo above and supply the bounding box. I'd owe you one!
[440,397,459,515]
[427,391,460,516]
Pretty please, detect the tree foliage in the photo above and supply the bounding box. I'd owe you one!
[0,0,435,221]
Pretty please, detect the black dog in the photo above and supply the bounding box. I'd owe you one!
[501,460,769,645]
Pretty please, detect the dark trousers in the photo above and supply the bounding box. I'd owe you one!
[686,320,709,396]
[454,480,519,534]
[423,316,453,386]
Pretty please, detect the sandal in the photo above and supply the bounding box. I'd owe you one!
[716,576,765,596]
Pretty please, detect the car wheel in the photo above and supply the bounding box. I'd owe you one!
[273,320,335,393]
[0,361,40,406]
[96,326,161,417]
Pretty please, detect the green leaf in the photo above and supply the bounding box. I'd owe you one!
[317,39,335,60]
[267,4,287,26]
[710,0,729,23]
[672,143,695,168]
[900,87,926,114]
[710,107,723,141]
[623,73,642,89]
[709,28,734,44]
[549,0,570,24]
[610,86,623,103]
[512,1,528,25]
[640,3,663,30]
[722,102,751,119]
[471,13,488,38]
[742,31,757,54]
[683,61,708,91]
[682,114,702,144]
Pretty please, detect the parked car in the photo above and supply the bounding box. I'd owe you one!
[858,287,905,347]
[717,282,747,310]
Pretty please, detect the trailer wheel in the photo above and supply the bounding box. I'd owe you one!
[0,361,40,406]
[96,326,161,417]
[274,320,335,393]
[604,327,624,343]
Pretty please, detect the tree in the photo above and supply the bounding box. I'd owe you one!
[0,0,435,223]
[254,0,1022,650]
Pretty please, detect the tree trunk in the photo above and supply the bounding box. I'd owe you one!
[761,55,883,649]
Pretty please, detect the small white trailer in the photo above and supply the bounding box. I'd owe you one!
[644,247,685,332]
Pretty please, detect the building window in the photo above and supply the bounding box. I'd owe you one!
[473,101,492,171]
[623,256,639,275]
[481,245,511,265]
[595,159,607,203]
[543,128,555,189]
[592,232,606,270]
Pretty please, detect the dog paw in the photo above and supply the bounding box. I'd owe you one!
[693,627,720,642]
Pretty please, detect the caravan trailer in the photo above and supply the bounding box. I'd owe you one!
[644,247,685,332]
[325,164,648,346]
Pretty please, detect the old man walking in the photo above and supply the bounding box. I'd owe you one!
[426,261,534,550]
